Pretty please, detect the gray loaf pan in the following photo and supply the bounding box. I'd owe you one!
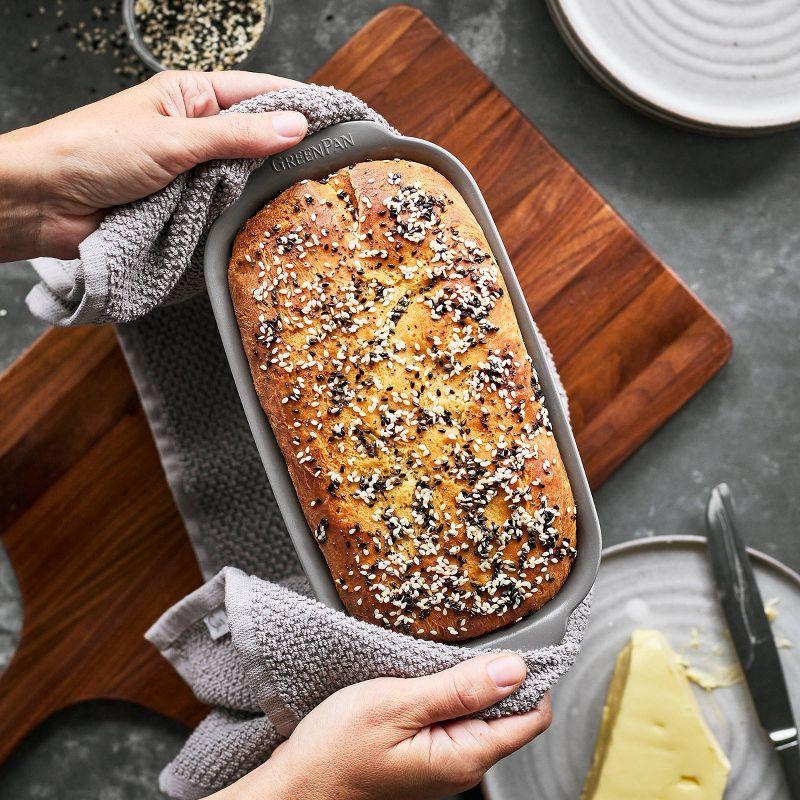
[204,121,601,650]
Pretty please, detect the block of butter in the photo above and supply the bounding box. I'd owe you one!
[581,629,730,800]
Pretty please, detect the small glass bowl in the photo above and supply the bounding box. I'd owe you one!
[122,0,274,73]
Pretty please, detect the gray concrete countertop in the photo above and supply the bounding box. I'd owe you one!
[1,1,798,798]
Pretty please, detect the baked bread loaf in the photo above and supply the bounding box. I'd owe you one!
[229,159,577,642]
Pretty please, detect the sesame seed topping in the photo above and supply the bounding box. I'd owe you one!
[237,161,576,640]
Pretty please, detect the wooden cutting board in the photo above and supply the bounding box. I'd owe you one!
[0,4,731,765]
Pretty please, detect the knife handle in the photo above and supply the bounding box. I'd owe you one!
[776,736,800,799]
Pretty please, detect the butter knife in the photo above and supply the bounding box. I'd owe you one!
[705,483,800,797]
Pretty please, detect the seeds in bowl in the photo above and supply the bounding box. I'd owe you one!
[133,0,267,71]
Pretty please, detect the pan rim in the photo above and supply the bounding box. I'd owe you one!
[204,121,602,650]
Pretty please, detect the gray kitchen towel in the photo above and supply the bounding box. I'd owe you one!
[26,84,591,799]
[146,568,589,799]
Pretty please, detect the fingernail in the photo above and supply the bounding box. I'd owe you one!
[486,654,526,688]
[272,111,307,138]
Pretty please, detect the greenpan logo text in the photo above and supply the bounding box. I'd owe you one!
[271,133,356,171]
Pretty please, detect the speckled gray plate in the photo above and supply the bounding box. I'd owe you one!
[483,535,800,799]
[204,121,601,650]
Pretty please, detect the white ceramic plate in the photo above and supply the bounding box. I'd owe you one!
[547,0,800,134]
[483,535,800,800]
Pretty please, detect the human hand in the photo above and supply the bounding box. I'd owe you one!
[216,653,550,800]
[0,71,308,261]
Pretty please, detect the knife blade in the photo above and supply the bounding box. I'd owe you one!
[705,482,800,797]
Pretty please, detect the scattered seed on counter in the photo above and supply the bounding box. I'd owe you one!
[24,0,150,87]
[133,0,267,71]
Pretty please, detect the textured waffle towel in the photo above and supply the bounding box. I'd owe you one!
[26,85,590,800]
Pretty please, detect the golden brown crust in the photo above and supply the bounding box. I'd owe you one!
[229,160,576,642]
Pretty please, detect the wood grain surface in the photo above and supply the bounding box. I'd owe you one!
[0,4,731,765]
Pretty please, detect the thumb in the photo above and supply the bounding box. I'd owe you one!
[399,653,527,727]
[185,110,307,162]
